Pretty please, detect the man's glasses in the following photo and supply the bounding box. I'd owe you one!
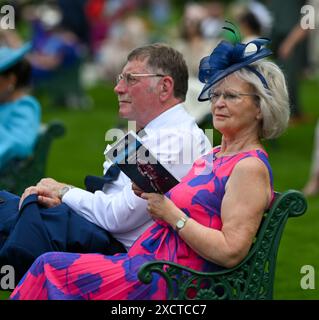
[209,90,259,104]
[116,73,165,86]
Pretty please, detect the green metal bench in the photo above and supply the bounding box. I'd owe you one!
[0,121,65,195]
[138,190,307,300]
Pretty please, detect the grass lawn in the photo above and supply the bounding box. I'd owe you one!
[1,77,319,300]
[41,83,120,187]
[0,291,9,300]
[270,79,319,299]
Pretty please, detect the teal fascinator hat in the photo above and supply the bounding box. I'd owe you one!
[198,37,272,101]
[0,42,32,73]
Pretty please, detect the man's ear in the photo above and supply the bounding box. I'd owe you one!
[159,76,174,101]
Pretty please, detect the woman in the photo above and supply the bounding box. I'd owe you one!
[10,37,289,300]
[0,43,41,170]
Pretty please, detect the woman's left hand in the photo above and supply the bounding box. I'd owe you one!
[132,183,144,198]
[140,192,179,222]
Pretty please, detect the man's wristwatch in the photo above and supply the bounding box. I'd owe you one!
[175,216,188,232]
[58,185,74,200]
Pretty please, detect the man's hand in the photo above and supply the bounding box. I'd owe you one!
[19,177,68,209]
[19,185,62,209]
[19,186,38,209]
[36,178,67,198]
[37,185,62,208]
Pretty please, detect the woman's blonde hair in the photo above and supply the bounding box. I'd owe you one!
[234,60,290,139]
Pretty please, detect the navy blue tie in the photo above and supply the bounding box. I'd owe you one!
[84,165,121,193]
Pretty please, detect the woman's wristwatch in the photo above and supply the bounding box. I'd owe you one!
[175,216,188,232]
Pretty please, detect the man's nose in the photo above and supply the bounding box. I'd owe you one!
[114,80,126,94]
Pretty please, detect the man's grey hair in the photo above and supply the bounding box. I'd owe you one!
[127,43,189,101]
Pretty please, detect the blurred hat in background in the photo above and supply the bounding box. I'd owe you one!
[0,42,32,72]
[36,4,62,30]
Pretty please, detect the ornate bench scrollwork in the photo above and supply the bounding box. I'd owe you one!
[138,190,307,300]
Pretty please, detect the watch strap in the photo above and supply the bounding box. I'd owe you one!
[58,185,74,200]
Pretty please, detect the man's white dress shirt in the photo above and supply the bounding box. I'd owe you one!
[63,104,212,250]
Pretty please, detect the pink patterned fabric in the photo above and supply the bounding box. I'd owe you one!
[11,147,273,300]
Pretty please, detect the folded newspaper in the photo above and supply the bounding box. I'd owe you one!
[105,131,180,194]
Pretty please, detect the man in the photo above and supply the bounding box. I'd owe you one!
[0,43,211,282]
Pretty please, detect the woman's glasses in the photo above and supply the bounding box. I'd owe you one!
[209,90,259,104]
[116,73,165,86]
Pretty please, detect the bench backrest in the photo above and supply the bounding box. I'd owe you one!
[138,190,307,300]
[0,121,65,195]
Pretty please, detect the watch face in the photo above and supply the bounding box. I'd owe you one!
[176,219,185,229]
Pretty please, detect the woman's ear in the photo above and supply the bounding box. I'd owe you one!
[256,108,263,120]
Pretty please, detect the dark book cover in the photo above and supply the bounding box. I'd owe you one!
[105,131,180,194]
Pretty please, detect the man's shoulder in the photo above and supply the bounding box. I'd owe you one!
[147,108,206,138]
[145,124,206,142]
[148,103,196,129]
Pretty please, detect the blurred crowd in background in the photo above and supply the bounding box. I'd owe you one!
[1,0,317,117]
[1,0,319,193]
